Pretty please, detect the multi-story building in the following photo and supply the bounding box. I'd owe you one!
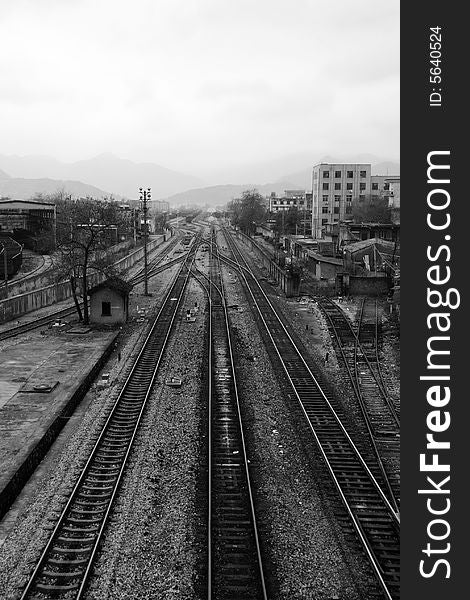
[370,175,392,199]
[148,199,170,213]
[268,190,307,213]
[385,176,400,224]
[312,163,371,238]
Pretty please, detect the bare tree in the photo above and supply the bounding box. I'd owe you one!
[55,198,121,324]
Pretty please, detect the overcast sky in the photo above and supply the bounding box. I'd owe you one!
[0,0,399,176]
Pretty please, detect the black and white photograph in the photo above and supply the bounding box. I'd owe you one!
[2,1,461,599]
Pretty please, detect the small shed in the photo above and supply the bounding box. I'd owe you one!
[88,277,133,325]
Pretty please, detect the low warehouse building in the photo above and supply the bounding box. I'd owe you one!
[88,277,133,325]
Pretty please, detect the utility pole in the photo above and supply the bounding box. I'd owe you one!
[139,187,151,296]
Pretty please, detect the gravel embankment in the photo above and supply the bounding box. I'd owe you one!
[231,240,374,445]
[219,257,376,600]
[0,259,182,598]
[85,276,207,600]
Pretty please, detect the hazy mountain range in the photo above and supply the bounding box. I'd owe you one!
[201,153,400,187]
[0,153,204,200]
[0,152,399,206]
[165,156,400,207]
[0,175,111,201]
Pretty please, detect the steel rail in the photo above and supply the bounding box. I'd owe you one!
[19,238,200,600]
[322,297,400,428]
[320,299,399,514]
[221,227,399,600]
[192,233,268,600]
[0,243,184,342]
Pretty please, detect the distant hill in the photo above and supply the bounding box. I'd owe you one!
[165,155,400,208]
[0,177,114,201]
[276,161,400,189]
[0,153,205,199]
[202,153,400,185]
[0,151,399,206]
[164,181,300,208]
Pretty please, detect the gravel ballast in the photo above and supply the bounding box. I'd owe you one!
[0,256,183,598]
[218,250,378,599]
[0,232,393,599]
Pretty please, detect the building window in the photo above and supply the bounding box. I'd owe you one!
[346,206,352,214]
[359,195,365,202]
[321,218,328,225]
[372,182,379,190]
[322,195,329,202]
[334,207,340,214]
[322,183,329,190]
[335,170,342,178]
[384,183,390,190]
[322,207,329,214]
[102,301,111,316]
[346,195,352,203]
[334,195,341,202]
[347,170,353,178]
[347,183,353,190]
[323,170,330,178]
[360,170,367,177]
[360,182,366,191]
[334,182,341,190]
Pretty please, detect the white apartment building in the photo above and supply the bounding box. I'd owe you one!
[312,163,371,238]
[370,175,392,198]
[268,190,308,212]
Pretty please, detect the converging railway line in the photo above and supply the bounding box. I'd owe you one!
[358,298,400,420]
[18,238,200,600]
[216,226,400,600]
[319,297,400,506]
[190,232,267,600]
[0,220,401,600]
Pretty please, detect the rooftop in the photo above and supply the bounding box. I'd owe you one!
[0,199,56,208]
[344,238,396,254]
[88,276,133,297]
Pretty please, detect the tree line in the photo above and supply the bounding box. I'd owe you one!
[226,189,392,238]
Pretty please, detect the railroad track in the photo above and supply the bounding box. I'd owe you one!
[19,238,200,600]
[0,237,184,342]
[319,297,400,506]
[219,227,400,600]
[358,298,400,419]
[190,233,267,600]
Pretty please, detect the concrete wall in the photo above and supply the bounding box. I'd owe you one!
[0,238,161,324]
[2,239,137,300]
[236,231,300,297]
[89,288,127,325]
[344,275,389,296]
[307,257,342,280]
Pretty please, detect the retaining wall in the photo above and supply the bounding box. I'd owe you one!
[235,231,300,297]
[0,238,162,324]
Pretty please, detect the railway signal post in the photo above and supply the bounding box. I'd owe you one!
[139,187,151,296]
